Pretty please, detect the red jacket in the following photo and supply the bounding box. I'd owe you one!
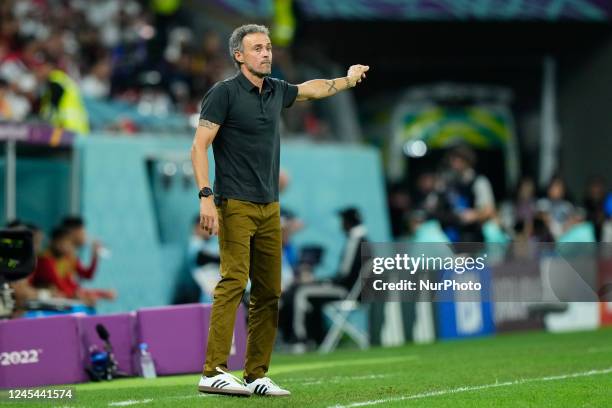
[30,250,98,298]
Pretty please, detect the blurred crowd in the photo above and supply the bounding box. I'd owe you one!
[0,0,331,137]
[389,145,612,244]
[0,0,234,132]
[6,216,115,316]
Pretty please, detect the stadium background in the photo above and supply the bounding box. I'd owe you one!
[1,0,612,403]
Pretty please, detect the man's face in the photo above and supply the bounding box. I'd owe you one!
[342,219,351,234]
[72,227,87,247]
[237,32,272,78]
[53,237,73,256]
[449,155,468,173]
[34,63,52,82]
[548,180,565,200]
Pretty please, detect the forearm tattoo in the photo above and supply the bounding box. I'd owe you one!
[326,79,338,94]
[345,77,351,88]
[199,119,218,129]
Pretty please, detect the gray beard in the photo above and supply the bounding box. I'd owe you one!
[246,63,271,78]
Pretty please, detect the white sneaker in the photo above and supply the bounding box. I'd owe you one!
[198,367,252,397]
[245,377,291,396]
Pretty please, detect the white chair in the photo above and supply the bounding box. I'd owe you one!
[319,260,373,354]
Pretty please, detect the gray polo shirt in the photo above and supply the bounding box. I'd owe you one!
[199,71,298,203]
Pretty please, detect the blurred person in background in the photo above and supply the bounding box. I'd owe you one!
[537,176,574,240]
[0,77,12,119]
[440,145,495,242]
[33,51,90,134]
[387,182,411,238]
[189,215,221,303]
[61,216,102,279]
[514,177,538,226]
[583,176,607,241]
[192,23,369,396]
[410,171,453,233]
[80,55,112,99]
[530,210,556,242]
[602,193,612,242]
[279,210,303,290]
[288,208,368,350]
[276,210,304,348]
[30,226,115,306]
[276,169,305,347]
[173,215,211,304]
[278,169,304,290]
[499,176,538,239]
[0,35,36,120]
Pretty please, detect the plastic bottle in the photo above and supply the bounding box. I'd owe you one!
[138,343,157,379]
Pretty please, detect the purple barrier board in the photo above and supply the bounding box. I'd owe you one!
[0,122,76,146]
[78,313,137,376]
[137,303,246,375]
[0,315,87,389]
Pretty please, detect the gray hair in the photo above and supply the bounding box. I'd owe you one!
[228,24,270,69]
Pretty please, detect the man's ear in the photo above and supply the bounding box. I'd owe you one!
[234,51,244,64]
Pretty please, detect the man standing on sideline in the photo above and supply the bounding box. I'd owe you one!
[191,24,368,397]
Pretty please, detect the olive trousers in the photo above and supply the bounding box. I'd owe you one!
[203,198,282,380]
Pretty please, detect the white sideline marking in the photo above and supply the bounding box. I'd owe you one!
[108,399,153,406]
[328,367,612,408]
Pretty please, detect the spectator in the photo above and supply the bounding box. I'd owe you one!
[61,216,100,278]
[0,77,12,119]
[288,207,368,348]
[33,51,90,134]
[0,71,32,121]
[514,177,538,225]
[278,169,304,289]
[537,176,574,240]
[413,172,439,215]
[602,193,612,242]
[440,145,495,242]
[30,226,115,306]
[583,176,607,241]
[387,182,411,238]
[80,56,112,99]
[280,210,303,290]
[500,176,538,239]
[190,215,221,303]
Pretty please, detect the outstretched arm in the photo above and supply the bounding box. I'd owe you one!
[296,64,369,101]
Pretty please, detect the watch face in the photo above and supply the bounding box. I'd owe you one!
[200,187,213,198]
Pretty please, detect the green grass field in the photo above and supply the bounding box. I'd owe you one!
[7,328,612,407]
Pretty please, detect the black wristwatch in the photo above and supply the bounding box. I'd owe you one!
[198,187,214,199]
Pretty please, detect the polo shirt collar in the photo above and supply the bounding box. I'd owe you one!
[236,71,272,93]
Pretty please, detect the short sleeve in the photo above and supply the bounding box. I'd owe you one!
[199,82,229,125]
[278,79,298,108]
[473,175,496,210]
